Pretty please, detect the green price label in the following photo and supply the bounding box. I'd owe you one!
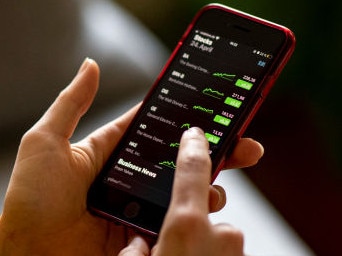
[205,133,220,144]
[214,115,231,126]
[224,97,242,108]
[235,79,253,90]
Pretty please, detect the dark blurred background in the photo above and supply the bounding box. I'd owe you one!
[0,1,341,255]
[115,1,342,255]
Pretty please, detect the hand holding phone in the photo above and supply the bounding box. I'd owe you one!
[124,127,245,255]
[0,56,263,255]
[88,4,295,236]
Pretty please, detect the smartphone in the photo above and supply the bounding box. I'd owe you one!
[87,4,295,236]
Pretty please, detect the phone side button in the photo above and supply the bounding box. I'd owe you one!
[123,202,141,219]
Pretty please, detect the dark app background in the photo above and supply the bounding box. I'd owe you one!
[100,9,285,208]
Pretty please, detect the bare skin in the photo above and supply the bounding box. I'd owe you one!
[0,59,264,255]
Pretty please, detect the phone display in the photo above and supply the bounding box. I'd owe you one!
[88,4,295,235]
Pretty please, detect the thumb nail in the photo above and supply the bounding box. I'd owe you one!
[77,57,94,74]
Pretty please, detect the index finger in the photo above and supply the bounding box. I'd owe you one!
[170,127,212,214]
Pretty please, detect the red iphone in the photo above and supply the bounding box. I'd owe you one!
[87,4,296,236]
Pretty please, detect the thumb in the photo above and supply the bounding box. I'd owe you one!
[118,235,150,256]
[33,58,100,140]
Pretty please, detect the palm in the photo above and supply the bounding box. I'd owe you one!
[2,130,129,255]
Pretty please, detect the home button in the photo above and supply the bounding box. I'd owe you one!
[123,202,140,219]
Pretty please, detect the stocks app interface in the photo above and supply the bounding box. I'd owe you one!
[104,13,276,208]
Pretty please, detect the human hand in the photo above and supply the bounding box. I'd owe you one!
[0,59,263,255]
[119,128,252,256]
[0,58,135,255]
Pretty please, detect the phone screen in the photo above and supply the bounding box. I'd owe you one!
[88,5,295,234]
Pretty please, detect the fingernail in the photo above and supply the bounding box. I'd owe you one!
[184,127,204,136]
[213,185,226,208]
[77,57,93,74]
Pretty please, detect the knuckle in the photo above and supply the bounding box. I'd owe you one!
[20,129,43,144]
[169,206,207,233]
[179,149,211,169]
[19,128,58,153]
[216,225,244,251]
